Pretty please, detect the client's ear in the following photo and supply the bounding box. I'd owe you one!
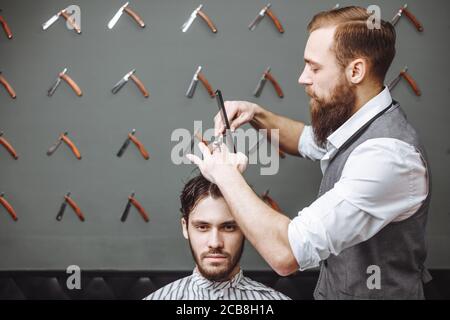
[181,218,189,240]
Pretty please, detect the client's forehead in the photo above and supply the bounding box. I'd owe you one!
[190,196,234,224]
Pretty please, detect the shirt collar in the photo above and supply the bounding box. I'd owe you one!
[192,267,244,290]
[326,86,393,150]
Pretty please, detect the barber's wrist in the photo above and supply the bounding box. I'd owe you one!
[213,165,241,186]
[251,104,268,129]
[253,103,265,119]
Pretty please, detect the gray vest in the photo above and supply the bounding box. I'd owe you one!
[314,102,432,300]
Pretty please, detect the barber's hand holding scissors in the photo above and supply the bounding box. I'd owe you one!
[214,101,260,136]
[186,139,248,184]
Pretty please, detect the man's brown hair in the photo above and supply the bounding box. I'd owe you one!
[308,6,396,83]
[180,174,223,222]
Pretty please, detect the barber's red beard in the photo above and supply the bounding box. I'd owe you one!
[307,80,356,148]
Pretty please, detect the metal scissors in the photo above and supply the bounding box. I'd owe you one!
[215,89,236,153]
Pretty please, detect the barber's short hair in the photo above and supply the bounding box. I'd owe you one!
[180,175,222,221]
[308,6,396,83]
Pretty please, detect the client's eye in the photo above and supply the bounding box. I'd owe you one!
[196,224,209,231]
[223,224,237,232]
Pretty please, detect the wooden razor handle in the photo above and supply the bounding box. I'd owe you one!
[197,73,215,98]
[401,71,421,96]
[60,73,82,96]
[266,9,284,33]
[198,10,217,33]
[61,134,82,159]
[129,134,150,160]
[265,72,284,98]
[130,74,149,98]
[0,16,13,39]
[129,197,149,222]
[64,196,85,221]
[403,8,423,32]
[0,196,18,221]
[60,10,81,34]
[0,137,18,159]
[124,7,145,28]
[0,74,16,98]
[261,193,282,212]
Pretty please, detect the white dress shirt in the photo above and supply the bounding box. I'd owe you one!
[288,87,429,271]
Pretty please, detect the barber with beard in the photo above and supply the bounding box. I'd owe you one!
[186,6,431,300]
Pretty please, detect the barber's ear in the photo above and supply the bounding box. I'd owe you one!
[181,218,189,240]
[346,58,366,84]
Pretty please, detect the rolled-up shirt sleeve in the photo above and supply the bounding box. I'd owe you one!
[288,138,428,271]
[288,191,364,270]
[298,125,327,161]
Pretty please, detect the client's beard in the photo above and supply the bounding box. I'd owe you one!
[308,80,356,148]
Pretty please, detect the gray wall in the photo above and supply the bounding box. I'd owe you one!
[0,0,449,271]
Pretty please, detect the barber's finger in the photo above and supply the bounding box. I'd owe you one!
[224,101,239,119]
[185,154,202,166]
[216,142,229,157]
[236,152,249,172]
[215,102,239,136]
[230,113,250,132]
[198,142,212,158]
[214,112,225,137]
